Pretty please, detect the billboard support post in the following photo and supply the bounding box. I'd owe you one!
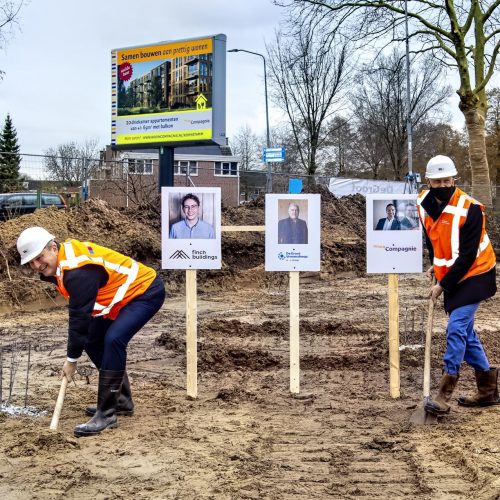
[159,146,174,189]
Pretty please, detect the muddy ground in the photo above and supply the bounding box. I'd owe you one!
[0,193,499,499]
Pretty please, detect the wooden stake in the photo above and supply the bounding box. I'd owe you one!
[49,377,68,431]
[388,273,400,398]
[289,271,300,394]
[186,269,198,399]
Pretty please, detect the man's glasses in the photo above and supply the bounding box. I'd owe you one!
[183,204,199,211]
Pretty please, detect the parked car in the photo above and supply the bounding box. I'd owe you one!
[0,192,67,220]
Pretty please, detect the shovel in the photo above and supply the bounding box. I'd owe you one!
[409,295,438,425]
[49,376,68,431]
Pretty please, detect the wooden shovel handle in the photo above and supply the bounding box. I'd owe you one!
[423,278,436,398]
[49,377,68,431]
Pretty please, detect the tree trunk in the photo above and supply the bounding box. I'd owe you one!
[462,107,492,207]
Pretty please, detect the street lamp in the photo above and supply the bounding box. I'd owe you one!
[228,48,272,193]
[404,0,416,193]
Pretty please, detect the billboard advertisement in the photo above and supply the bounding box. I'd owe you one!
[111,34,226,148]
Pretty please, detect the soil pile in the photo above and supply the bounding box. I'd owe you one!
[0,189,368,307]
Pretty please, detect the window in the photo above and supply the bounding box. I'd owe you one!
[42,194,64,206]
[174,160,198,176]
[127,158,153,175]
[214,161,238,176]
[22,194,37,205]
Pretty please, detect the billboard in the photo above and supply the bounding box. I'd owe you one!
[111,34,226,148]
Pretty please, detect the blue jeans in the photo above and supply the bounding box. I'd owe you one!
[443,302,489,375]
[84,276,165,371]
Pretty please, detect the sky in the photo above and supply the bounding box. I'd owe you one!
[0,0,472,158]
[0,0,286,156]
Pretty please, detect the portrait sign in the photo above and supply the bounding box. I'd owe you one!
[161,187,221,269]
[265,194,321,272]
[111,34,227,148]
[366,194,422,273]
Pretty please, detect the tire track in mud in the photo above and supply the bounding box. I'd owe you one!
[169,316,424,498]
[1,273,498,498]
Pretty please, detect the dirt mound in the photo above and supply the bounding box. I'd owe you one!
[0,189,371,307]
[0,199,163,307]
[2,189,496,309]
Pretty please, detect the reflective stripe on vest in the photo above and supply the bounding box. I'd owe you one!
[57,240,153,319]
[417,188,495,282]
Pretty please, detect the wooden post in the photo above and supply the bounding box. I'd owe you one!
[186,269,198,398]
[388,273,400,398]
[289,271,300,394]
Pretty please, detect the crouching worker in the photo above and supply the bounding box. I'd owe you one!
[417,155,498,417]
[16,227,166,437]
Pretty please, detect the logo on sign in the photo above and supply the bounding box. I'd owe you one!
[170,250,190,259]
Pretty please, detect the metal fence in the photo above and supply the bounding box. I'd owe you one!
[0,152,498,214]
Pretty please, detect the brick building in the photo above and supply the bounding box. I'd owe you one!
[92,145,240,207]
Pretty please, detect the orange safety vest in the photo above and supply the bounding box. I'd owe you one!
[55,239,156,319]
[417,188,496,283]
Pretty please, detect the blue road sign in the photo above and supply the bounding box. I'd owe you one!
[263,147,285,163]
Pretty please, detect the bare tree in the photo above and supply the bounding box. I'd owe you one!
[270,123,302,174]
[267,23,349,176]
[351,122,387,179]
[44,139,100,186]
[322,116,356,177]
[0,1,25,79]
[352,51,451,180]
[486,88,500,206]
[277,0,500,205]
[414,122,469,182]
[230,124,262,171]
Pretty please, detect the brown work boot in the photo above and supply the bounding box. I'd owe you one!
[457,367,500,407]
[425,373,459,416]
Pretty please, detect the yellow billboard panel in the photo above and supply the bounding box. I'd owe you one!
[117,38,213,65]
[111,34,226,148]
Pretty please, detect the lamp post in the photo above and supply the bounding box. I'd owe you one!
[228,48,272,193]
[404,0,415,193]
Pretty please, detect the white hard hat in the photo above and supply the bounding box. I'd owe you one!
[425,155,458,179]
[17,227,56,265]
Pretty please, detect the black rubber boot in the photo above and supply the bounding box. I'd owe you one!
[85,371,134,417]
[458,367,500,407]
[74,370,124,437]
[425,373,459,416]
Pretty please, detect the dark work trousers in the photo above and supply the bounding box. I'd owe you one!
[84,275,165,371]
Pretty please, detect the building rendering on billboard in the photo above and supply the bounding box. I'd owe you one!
[111,34,226,148]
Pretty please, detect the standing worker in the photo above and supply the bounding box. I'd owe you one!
[416,155,498,417]
[16,227,166,437]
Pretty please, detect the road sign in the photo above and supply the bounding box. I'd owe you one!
[263,147,285,163]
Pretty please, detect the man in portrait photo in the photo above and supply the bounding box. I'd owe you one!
[169,193,215,239]
[278,202,308,244]
[400,202,419,230]
[375,203,401,230]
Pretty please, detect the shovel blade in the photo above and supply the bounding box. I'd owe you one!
[409,405,438,425]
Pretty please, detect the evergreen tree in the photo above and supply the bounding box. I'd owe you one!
[0,114,21,191]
